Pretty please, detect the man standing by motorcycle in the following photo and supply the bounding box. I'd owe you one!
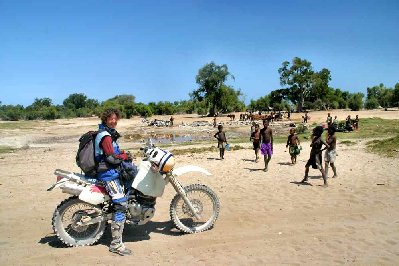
[95,108,134,256]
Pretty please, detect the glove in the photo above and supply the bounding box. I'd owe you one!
[118,150,133,162]
[118,153,129,161]
[126,151,133,162]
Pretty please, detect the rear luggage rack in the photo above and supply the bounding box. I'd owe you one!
[54,169,95,185]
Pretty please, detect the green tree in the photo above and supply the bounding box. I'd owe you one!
[392,83,399,107]
[31,97,53,109]
[365,97,380,109]
[218,85,245,113]
[278,57,315,112]
[153,101,176,115]
[269,88,290,106]
[366,83,394,108]
[24,97,59,120]
[63,93,87,109]
[62,93,99,117]
[192,62,234,116]
[102,94,136,118]
[333,88,350,109]
[174,100,196,114]
[273,100,291,111]
[0,104,25,121]
[348,92,364,111]
[308,68,332,109]
[248,95,270,112]
[134,103,152,117]
[41,106,59,120]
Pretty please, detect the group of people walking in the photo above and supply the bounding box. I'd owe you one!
[215,119,339,187]
[214,120,274,171]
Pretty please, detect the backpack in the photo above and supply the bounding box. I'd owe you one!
[76,130,100,177]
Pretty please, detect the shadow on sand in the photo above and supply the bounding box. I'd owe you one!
[290,181,313,186]
[290,175,323,186]
[277,162,293,166]
[39,220,182,248]
[244,167,266,172]
[241,158,255,162]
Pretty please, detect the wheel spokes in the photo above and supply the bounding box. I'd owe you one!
[175,190,215,228]
[61,203,101,240]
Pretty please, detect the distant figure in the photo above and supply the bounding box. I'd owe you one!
[345,115,353,131]
[325,126,338,179]
[214,125,227,160]
[213,116,217,128]
[326,113,333,127]
[260,120,273,172]
[287,110,291,120]
[169,116,174,127]
[333,116,338,129]
[303,111,309,123]
[250,122,256,135]
[353,115,359,131]
[250,123,261,162]
[286,128,301,165]
[301,126,329,187]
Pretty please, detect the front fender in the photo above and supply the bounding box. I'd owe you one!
[173,165,212,177]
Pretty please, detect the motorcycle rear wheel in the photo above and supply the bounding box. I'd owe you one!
[52,196,106,247]
[170,184,220,233]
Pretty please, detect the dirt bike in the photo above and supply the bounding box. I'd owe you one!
[47,142,220,247]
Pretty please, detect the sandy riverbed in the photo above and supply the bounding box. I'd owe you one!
[0,109,398,265]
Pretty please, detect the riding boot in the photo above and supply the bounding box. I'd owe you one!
[109,221,132,256]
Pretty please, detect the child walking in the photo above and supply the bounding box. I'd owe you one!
[325,126,338,178]
[301,126,329,187]
[214,125,227,160]
[286,128,301,164]
[250,123,261,162]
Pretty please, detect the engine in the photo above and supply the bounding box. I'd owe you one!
[126,189,156,225]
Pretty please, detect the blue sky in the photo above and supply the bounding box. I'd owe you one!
[1,0,398,106]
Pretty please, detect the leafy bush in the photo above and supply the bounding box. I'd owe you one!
[365,97,380,109]
[134,103,152,118]
[296,124,309,134]
[329,101,339,109]
[41,106,59,120]
[348,93,364,111]
[0,105,24,121]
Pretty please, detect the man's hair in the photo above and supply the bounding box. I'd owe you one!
[328,126,336,134]
[100,108,121,124]
[313,126,324,137]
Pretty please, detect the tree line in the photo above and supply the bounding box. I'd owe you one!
[1,57,398,121]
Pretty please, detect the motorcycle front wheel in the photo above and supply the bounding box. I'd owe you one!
[52,196,106,247]
[170,184,220,233]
